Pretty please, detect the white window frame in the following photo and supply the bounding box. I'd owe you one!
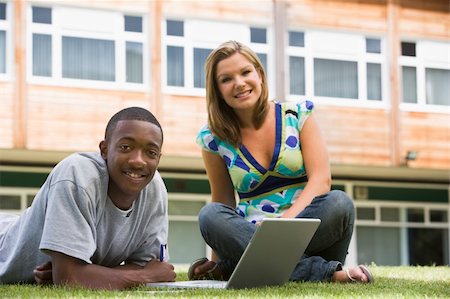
[342,179,450,266]
[399,39,450,114]
[286,29,388,110]
[0,187,40,214]
[26,5,148,91]
[162,18,272,97]
[0,1,13,80]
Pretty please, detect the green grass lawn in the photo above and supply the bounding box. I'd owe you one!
[1,266,449,298]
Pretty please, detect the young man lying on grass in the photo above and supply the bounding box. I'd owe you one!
[0,107,176,289]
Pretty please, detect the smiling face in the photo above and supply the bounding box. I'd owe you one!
[215,52,262,111]
[99,119,162,209]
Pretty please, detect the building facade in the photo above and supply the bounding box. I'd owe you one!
[0,0,449,266]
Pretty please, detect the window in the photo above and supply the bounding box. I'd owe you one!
[400,40,450,108]
[314,58,358,99]
[0,29,5,74]
[401,42,416,57]
[32,6,51,24]
[425,68,449,106]
[29,6,146,88]
[287,31,385,104]
[163,19,270,94]
[0,1,11,76]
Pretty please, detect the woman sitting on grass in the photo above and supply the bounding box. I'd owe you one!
[189,40,373,284]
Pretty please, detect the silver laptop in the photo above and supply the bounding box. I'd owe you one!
[147,218,321,289]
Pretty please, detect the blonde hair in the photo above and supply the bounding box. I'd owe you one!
[205,40,269,146]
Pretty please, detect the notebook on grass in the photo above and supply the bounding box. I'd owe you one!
[147,217,321,289]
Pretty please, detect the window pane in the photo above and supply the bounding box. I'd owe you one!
[193,48,211,88]
[168,200,204,216]
[289,56,305,95]
[289,31,304,47]
[408,228,448,266]
[167,46,184,86]
[32,6,52,24]
[367,63,382,101]
[357,207,375,220]
[380,207,399,222]
[250,27,266,44]
[430,210,448,223]
[166,20,184,36]
[62,36,115,81]
[426,68,450,106]
[257,53,267,74]
[32,33,52,77]
[27,195,35,207]
[407,208,424,223]
[402,66,417,103]
[366,38,381,53]
[0,195,21,210]
[0,30,5,73]
[0,3,6,20]
[357,226,401,266]
[314,58,358,99]
[126,41,143,83]
[124,15,142,33]
[401,42,416,57]
[168,220,205,263]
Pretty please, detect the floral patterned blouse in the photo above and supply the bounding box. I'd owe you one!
[196,100,314,223]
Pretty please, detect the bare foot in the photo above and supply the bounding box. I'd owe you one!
[332,266,372,283]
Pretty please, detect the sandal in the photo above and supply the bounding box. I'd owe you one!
[187,257,224,281]
[346,265,374,283]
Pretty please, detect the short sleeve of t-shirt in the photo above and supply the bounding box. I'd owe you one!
[196,125,221,155]
[40,180,97,264]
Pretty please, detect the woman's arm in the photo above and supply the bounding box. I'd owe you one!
[281,114,331,218]
[202,150,236,208]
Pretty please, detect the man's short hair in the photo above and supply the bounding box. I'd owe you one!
[105,107,163,143]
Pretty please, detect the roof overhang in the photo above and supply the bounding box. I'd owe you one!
[0,149,448,184]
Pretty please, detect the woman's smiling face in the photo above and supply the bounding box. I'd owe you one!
[215,52,262,111]
[100,119,162,209]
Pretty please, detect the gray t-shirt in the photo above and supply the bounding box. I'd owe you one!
[0,152,169,284]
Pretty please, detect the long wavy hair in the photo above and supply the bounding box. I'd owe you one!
[205,40,269,146]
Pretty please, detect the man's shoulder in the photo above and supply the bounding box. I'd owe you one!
[57,152,105,169]
[50,152,107,185]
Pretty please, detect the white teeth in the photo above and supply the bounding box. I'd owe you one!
[127,172,143,178]
[236,90,251,98]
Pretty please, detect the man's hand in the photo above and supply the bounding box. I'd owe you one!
[34,261,53,285]
[142,259,176,282]
[46,251,177,289]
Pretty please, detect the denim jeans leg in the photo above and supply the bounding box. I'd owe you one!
[198,202,256,278]
[289,190,355,282]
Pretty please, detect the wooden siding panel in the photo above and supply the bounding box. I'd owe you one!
[0,83,15,148]
[162,95,208,157]
[400,111,450,168]
[287,0,388,32]
[26,86,153,151]
[398,0,450,39]
[162,0,272,23]
[315,106,391,166]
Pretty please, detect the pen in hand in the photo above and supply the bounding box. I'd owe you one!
[159,244,166,262]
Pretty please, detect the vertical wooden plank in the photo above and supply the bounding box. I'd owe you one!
[150,0,162,119]
[274,0,286,102]
[387,0,401,166]
[13,0,26,148]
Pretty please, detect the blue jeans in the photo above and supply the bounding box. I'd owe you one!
[198,190,355,282]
